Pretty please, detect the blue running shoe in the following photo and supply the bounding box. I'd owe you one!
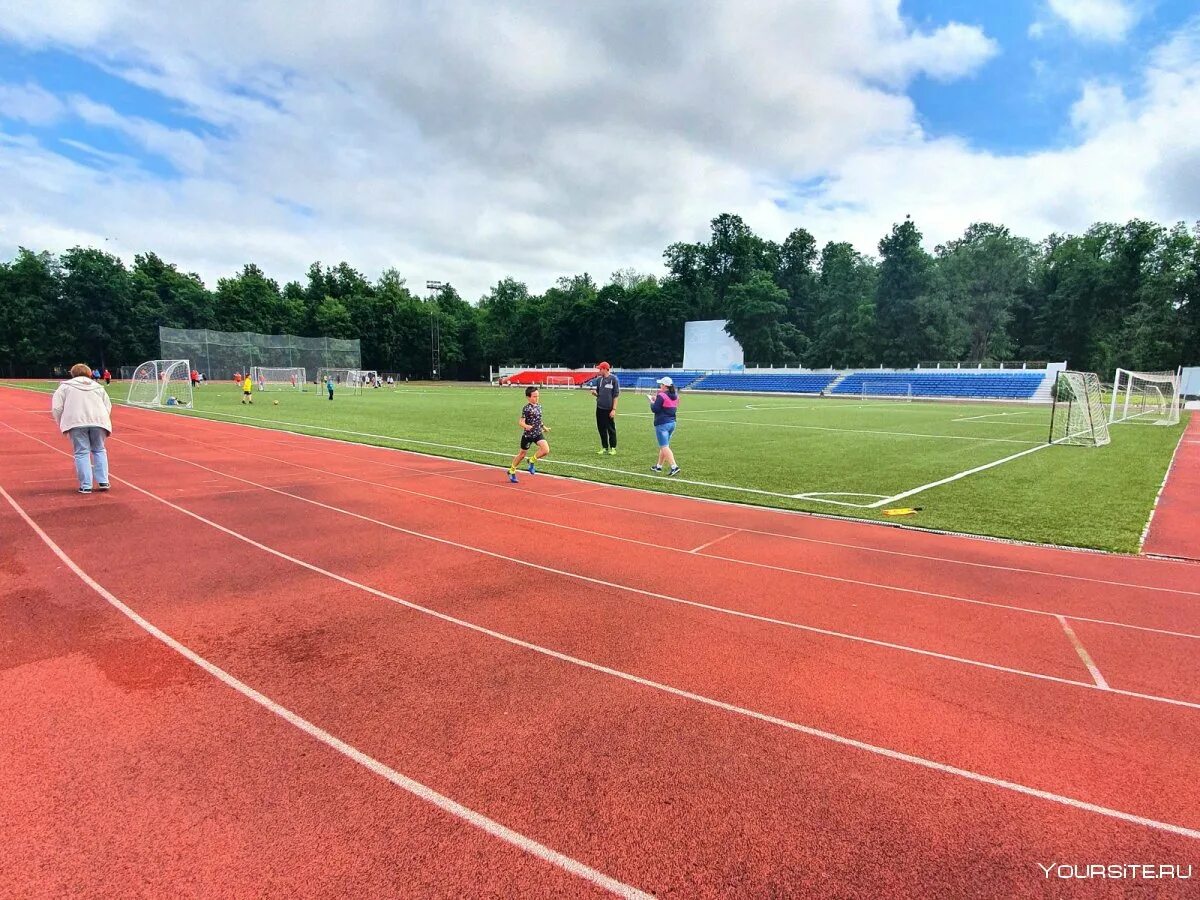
[527,459,537,474]
[668,466,681,477]
[508,471,519,483]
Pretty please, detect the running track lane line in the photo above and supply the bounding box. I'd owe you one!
[5,462,1199,843]
[32,423,1200,711]
[95,396,1200,599]
[0,482,651,900]
[99,429,1177,703]
[1056,616,1110,690]
[106,421,1200,642]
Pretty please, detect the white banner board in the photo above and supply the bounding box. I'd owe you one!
[683,320,744,371]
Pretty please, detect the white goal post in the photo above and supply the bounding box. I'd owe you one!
[862,381,913,401]
[1048,371,1110,447]
[633,377,660,394]
[317,367,361,394]
[127,359,194,409]
[250,366,305,391]
[544,375,577,389]
[1109,368,1181,426]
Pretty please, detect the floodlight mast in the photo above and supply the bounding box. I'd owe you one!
[427,280,444,380]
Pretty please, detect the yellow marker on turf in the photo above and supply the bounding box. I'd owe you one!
[883,507,923,517]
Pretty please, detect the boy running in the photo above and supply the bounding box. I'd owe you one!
[241,373,254,404]
[508,386,550,483]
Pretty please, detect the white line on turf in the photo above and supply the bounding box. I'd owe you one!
[1056,616,1111,690]
[1138,425,1190,553]
[865,443,1052,509]
[108,417,1200,636]
[621,412,1042,445]
[42,426,1200,706]
[4,386,1196,596]
[4,458,1198,843]
[0,482,650,900]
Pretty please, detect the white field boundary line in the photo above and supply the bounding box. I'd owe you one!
[1138,422,1191,553]
[0,483,649,900]
[865,443,1053,509]
[620,412,1042,446]
[104,407,1200,606]
[38,425,1199,708]
[951,412,1048,425]
[5,447,1199,843]
[1056,616,1110,690]
[3,385,1196,596]
[110,420,1200,641]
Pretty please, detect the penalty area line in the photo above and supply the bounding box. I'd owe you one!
[867,443,1052,509]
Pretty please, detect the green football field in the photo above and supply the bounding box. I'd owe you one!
[4,379,1187,552]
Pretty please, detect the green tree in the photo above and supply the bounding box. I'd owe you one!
[876,218,942,364]
[811,242,878,368]
[0,248,59,376]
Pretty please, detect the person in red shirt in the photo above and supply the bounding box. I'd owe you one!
[102,369,111,385]
[191,369,200,387]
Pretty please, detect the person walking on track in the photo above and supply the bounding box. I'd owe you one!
[591,361,620,455]
[50,363,113,495]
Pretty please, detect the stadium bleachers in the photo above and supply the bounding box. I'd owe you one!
[690,373,838,394]
[832,371,1044,400]
[612,370,706,389]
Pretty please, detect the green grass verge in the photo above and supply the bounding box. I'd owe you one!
[4,379,1186,553]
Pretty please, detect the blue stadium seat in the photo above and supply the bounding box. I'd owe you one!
[831,372,1042,400]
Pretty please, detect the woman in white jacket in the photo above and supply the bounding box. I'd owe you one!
[51,363,114,494]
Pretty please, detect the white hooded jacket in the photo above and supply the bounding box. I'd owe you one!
[51,377,113,434]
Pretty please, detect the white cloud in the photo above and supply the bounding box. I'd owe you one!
[0,2,1195,305]
[1041,0,1143,43]
[0,81,66,125]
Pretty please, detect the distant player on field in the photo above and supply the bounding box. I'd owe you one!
[508,386,550,483]
[242,373,254,405]
[325,374,335,400]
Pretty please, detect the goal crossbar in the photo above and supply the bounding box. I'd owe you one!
[1109,368,1181,426]
[862,381,913,401]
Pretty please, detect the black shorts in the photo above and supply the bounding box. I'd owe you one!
[243,390,251,397]
[520,432,544,450]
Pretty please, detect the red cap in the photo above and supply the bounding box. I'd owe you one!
[597,361,610,370]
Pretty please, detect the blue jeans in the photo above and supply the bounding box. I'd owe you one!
[69,427,109,489]
[654,420,676,447]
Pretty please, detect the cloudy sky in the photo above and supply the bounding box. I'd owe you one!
[1,0,1198,299]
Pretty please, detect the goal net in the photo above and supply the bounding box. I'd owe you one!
[317,367,361,394]
[862,381,912,401]
[251,366,305,391]
[127,359,194,409]
[634,377,660,394]
[544,375,576,389]
[1109,369,1181,426]
[1048,371,1110,447]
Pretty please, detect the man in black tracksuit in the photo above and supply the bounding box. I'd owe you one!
[592,361,620,455]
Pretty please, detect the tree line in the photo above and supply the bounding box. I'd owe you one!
[1,214,1196,379]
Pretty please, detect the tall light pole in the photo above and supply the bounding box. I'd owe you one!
[426,280,444,380]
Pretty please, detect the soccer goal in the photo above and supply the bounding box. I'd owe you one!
[544,375,576,389]
[251,366,305,391]
[317,367,361,394]
[1048,371,1110,447]
[862,381,913,401]
[1109,369,1181,426]
[127,359,194,409]
[633,377,660,394]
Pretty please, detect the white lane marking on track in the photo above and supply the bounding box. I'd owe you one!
[0,482,652,900]
[35,425,1199,709]
[1056,616,1110,690]
[107,418,1200,641]
[688,531,741,555]
[4,464,1198,843]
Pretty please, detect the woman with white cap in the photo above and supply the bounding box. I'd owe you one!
[649,376,680,476]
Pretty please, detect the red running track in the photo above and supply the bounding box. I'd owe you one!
[1,386,1198,896]
[1144,414,1200,561]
